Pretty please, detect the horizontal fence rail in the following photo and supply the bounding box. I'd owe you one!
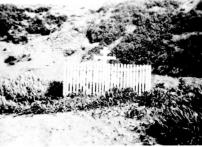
[63,62,151,96]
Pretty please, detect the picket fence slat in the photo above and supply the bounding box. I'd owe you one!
[63,62,152,96]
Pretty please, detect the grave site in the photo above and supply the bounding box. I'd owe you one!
[0,0,202,146]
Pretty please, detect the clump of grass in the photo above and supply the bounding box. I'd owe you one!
[0,74,69,114]
[0,73,48,103]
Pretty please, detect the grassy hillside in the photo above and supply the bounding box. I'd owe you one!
[86,0,202,77]
[0,4,67,44]
[0,4,92,81]
[1,1,202,78]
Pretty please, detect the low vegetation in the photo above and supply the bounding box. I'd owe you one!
[126,80,202,145]
[4,54,31,65]
[86,0,202,77]
[0,73,201,145]
[0,4,67,44]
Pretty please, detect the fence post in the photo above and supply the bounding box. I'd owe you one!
[63,59,67,96]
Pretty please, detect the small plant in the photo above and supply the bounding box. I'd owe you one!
[0,73,48,103]
[4,56,17,65]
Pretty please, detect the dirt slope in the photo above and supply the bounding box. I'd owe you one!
[0,0,131,81]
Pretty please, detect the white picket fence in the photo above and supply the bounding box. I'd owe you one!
[63,62,151,96]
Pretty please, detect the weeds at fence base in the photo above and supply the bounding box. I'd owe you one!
[0,87,141,115]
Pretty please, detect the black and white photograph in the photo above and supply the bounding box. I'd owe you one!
[0,0,202,146]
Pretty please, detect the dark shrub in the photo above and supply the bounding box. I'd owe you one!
[45,81,63,98]
[126,79,202,145]
[4,56,17,65]
[196,1,202,10]
[26,16,50,35]
[86,20,125,45]
[34,7,51,13]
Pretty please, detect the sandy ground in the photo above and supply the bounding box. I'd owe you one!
[0,110,141,146]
